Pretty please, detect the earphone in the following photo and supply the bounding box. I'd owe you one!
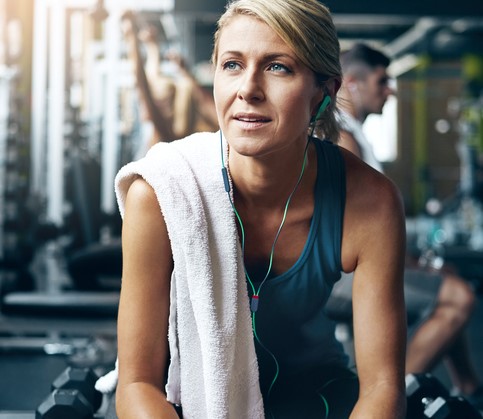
[220,129,308,312]
[311,95,331,123]
[220,131,340,418]
[220,130,310,417]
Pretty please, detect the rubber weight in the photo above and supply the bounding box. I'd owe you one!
[51,367,102,412]
[35,389,93,419]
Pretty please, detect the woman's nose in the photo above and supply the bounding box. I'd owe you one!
[237,69,265,102]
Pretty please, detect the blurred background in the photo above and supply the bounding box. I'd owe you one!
[0,0,482,415]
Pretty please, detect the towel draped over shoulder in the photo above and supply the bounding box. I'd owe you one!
[112,131,264,418]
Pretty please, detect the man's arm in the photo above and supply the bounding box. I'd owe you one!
[121,12,175,142]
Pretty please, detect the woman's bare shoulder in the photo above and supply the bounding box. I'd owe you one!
[340,147,405,271]
[340,147,403,215]
[125,176,159,210]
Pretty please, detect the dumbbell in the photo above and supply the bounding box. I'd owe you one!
[406,373,450,418]
[51,367,103,411]
[36,389,96,419]
[406,373,482,419]
[423,395,482,418]
[0,367,104,419]
[0,391,101,419]
[36,367,103,419]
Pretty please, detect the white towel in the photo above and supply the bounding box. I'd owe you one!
[101,132,264,418]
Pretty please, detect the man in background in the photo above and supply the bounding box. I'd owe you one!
[332,42,483,409]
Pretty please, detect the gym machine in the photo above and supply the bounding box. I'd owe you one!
[406,94,483,292]
[0,25,36,299]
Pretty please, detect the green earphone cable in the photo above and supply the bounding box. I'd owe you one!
[222,136,310,301]
[317,393,330,419]
[219,96,329,415]
[220,131,310,413]
[316,375,359,419]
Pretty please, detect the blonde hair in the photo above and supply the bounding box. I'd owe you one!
[212,0,341,141]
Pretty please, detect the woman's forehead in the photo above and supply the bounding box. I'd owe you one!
[216,15,294,59]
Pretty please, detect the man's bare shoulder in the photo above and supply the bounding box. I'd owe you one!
[338,129,362,158]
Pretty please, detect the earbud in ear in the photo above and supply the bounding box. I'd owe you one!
[319,95,331,114]
[311,95,331,122]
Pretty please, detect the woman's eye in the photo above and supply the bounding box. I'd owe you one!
[269,63,290,73]
[223,61,240,71]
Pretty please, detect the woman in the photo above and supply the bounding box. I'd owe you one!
[114,0,407,417]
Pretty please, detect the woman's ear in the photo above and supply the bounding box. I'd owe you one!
[324,76,342,97]
[332,77,342,96]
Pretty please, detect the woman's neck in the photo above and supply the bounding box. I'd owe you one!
[229,140,317,211]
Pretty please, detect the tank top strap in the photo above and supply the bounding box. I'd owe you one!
[313,138,346,278]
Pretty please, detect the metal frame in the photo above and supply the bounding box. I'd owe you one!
[30,0,175,227]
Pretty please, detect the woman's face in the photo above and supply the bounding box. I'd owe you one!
[213,15,324,159]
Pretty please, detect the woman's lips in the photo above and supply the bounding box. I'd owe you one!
[233,114,271,129]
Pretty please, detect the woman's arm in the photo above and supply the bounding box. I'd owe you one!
[342,151,407,418]
[116,177,178,418]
